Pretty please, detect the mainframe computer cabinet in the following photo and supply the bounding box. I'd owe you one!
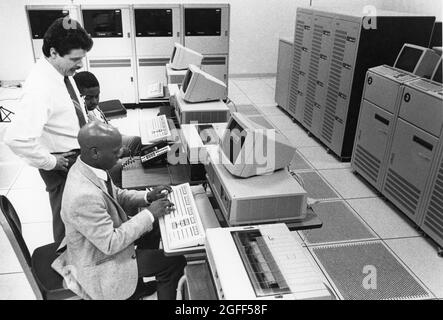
[382,79,443,224]
[182,4,230,94]
[351,65,419,191]
[133,4,182,102]
[288,8,314,121]
[287,6,435,160]
[420,134,443,248]
[275,38,293,113]
[80,5,137,104]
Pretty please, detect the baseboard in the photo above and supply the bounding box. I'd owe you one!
[229,73,276,79]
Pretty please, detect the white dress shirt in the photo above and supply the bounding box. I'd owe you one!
[87,107,107,123]
[79,158,155,224]
[4,58,88,170]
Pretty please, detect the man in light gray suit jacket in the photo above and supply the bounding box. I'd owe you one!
[51,121,186,300]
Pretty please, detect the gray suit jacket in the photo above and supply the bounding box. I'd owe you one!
[51,159,153,300]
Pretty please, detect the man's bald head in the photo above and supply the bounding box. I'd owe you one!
[78,121,123,170]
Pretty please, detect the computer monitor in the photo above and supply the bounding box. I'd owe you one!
[184,8,221,36]
[180,64,227,103]
[169,43,203,70]
[28,9,69,39]
[219,112,296,178]
[134,9,172,37]
[82,9,123,38]
[394,44,440,78]
[432,58,442,83]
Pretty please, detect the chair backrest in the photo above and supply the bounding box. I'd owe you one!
[0,195,43,299]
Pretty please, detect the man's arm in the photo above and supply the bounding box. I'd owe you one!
[70,192,154,256]
[4,92,57,170]
[114,187,148,214]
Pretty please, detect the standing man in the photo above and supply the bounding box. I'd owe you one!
[4,17,93,242]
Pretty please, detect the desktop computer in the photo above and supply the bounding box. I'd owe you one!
[180,64,227,103]
[204,112,306,226]
[219,112,296,178]
[165,63,187,85]
[173,65,230,124]
[174,93,230,124]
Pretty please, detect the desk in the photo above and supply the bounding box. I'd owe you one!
[184,262,217,300]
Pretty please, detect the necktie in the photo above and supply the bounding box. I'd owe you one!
[105,171,114,198]
[64,76,86,128]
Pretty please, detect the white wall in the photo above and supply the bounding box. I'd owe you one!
[0,0,310,80]
[379,0,442,21]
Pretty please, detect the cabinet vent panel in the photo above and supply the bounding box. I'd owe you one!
[304,24,323,128]
[384,169,420,216]
[288,19,306,115]
[423,160,443,238]
[321,29,347,143]
[353,145,380,183]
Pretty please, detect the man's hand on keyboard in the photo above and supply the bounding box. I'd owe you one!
[147,185,172,202]
[148,198,175,219]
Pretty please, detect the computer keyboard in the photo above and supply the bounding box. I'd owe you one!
[140,114,172,144]
[146,81,164,98]
[163,183,206,250]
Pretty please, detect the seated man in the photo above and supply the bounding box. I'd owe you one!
[52,121,186,300]
[73,71,142,157]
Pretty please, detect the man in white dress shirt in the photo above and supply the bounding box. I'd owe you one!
[4,17,93,242]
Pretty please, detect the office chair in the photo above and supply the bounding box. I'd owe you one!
[0,195,77,300]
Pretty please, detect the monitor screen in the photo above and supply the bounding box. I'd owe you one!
[395,46,424,72]
[135,9,172,37]
[429,22,442,47]
[433,60,442,83]
[185,8,221,36]
[223,119,246,165]
[82,9,123,38]
[182,69,193,93]
[28,10,69,39]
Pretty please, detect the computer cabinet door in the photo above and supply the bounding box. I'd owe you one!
[399,84,443,138]
[200,55,228,97]
[137,57,169,102]
[87,58,136,104]
[288,11,313,120]
[134,6,181,57]
[182,5,229,55]
[420,147,443,247]
[363,71,402,114]
[320,19,360,156]
[275,39,293,111]
[383,119,439,222]
[351,100,394,190]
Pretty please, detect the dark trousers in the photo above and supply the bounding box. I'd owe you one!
[38,169,68,243]
[135,221,187,300]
